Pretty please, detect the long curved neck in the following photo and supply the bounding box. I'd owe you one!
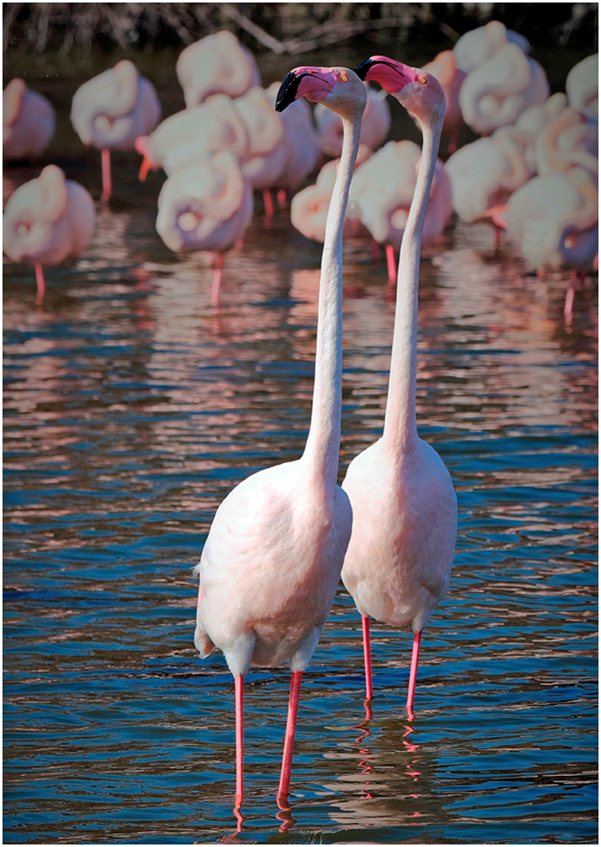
[302,112,361,486]
[382,112,442,455]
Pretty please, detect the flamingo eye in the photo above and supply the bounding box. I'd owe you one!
[340,73,349,82]
[419,76,427,85]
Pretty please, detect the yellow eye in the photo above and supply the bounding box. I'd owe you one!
[340,73,349,82]
[419,75,427,85]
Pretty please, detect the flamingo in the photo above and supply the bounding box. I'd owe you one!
[505,165,598,318]
[155,149,253,306]
[350,139,453,283]
[176,30,261,108]
[445,131,531,223]
[566,53,598,119]
[71,59,161,202]
[458,41,549,137]
[453,20,530,75]
[341,56,457,715]
[3,164,96,305]
[3,78,55,160]
[193,66,366,814]
[135,94,249,180]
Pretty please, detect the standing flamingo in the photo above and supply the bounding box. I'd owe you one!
[341,56,457,715]
[3,78,55,160]
[71,60,161,202]
[193,66,366,815]
[3,164,96,305]
[155,149,253,306]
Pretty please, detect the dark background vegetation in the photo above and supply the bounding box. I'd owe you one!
[4,3,598,56]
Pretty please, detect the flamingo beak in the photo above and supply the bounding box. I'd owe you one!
[353,58,375,81]
[275,71,304,112]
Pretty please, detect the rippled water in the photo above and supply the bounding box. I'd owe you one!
[4,48,598,845]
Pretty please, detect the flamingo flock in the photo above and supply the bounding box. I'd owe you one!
[3,17,598,821]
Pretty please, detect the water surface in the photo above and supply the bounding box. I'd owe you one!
[3,46,598,845]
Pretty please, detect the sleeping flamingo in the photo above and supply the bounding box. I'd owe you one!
[566,53,598,119]
[342,56,457,715]
[3,78,55,160]
[176,30,261,108]
[350,138,453,282]
[505,165,598,318]
[458,41,549,137]
[155,149,253,306]
[135,94,249,180]
[71,59,161,202]
[453,19,530,75]
[3,164,96,305]
[193,66,366,814]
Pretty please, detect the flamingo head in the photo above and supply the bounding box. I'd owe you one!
[275,66,366,119]
[354,56,446,128]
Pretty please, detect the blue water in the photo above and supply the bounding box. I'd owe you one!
[3,51,598,845]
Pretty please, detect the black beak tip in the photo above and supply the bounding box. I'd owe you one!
[275,70,300,112]
[353,58,373,80]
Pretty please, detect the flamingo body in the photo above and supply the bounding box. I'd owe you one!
[176,30,261,108]
[342,438,456,632]
[445,133,531,222]
[136,95,249,178]
[3,78,55,160]
[534,105,598,177]
[453,20,529,74]
[196,459,352,676]
[459,42,549,136]
[71,60,161,151]
[3,164,95,266]
[495,92,568,172]
[351,139,452,248]
[506,166,598,272]
[566,53,598,119]
[156,149,253,255]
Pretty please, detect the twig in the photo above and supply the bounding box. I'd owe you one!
[220,3,286,54]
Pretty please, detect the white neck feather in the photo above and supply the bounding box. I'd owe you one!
[382,112,442,455]
[302,112,362,485]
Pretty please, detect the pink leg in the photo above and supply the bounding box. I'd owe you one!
[385,244,397,284]
[564,271,577,319]
[35,264,46,306]
[101,148,112,203]
[211,254,224,307]
[277,188,287,209]
[277,670,303,806]
[234,674,244,811]
[371,239,379,267]
[362,615,373,701]
[406,631,422,715]
[263,189,274,224]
